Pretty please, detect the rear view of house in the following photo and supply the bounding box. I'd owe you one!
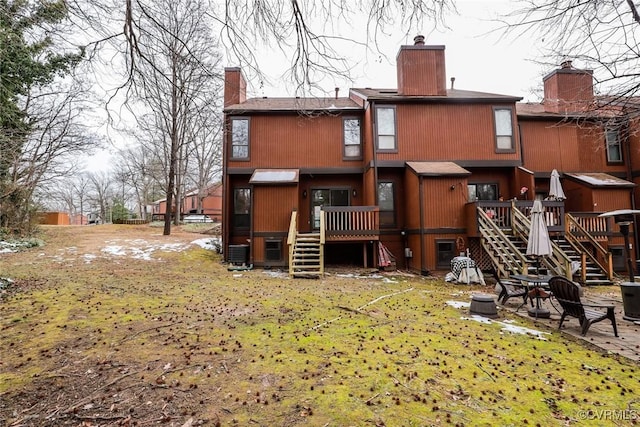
[222,36,639,282]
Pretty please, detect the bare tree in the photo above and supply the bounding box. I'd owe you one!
[122,0,223,235]
[186,106,223,213]
[503,1,640,114]
[88,171,115,223]
[2,78,98,231]
[66,0,456,98]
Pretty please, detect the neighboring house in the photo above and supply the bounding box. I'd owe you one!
[182,183,223,222]
[152,183,222,222]
[222,36,638,280]
[40,212,70,225]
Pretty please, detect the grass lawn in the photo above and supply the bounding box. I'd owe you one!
[1,224,638,426]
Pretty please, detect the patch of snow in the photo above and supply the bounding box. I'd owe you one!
[461,316,550,340]
[263,270,288,278]
[0,241,19,253]
[83,254,97,264]
[102,245,127,256]
[191,238,220,251]
[446,300,471,309]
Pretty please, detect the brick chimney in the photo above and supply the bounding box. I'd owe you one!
[543,61,594,113]
[224,67,246,107]
[396,35,446,96]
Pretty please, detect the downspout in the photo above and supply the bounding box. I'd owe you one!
[249,184,255,266]
[222,117,230,262]
[371,101,379,205]
[623,120,639,265]
[419,175,426,274]
[371,101,380,267]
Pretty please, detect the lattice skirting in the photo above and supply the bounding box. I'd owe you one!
[468,238,492,271]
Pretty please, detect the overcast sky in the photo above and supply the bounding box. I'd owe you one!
[250,1,551,103]
[86,1,554,171]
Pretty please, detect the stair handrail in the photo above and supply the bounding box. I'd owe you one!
[287,211,298,276]
[319,210,325,275]
[564,213,614,281]
[511,204,573,278]
[477,207,530,276]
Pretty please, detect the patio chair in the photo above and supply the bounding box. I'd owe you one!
[492,269,528,306]
[548,276,618,337]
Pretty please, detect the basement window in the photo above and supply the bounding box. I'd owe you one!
[265,239,282,262]
[436,240,456,269]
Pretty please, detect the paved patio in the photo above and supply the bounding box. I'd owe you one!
[498,285,640,362]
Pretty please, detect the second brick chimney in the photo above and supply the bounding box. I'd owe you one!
[224,67,247,107]
[396,35,447,96]
[543,61,594,113]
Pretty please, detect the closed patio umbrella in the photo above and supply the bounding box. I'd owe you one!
[527,199,553,264]
[526,199,553,317]
[549,169,566,201]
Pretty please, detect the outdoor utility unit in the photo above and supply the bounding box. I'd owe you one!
[228,244,249,265]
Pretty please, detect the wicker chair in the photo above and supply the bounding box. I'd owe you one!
[548,276,618,337]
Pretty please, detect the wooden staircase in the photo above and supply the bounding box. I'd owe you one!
[290,232,323,278]
[287,211,324,278]
[477,205,614,285]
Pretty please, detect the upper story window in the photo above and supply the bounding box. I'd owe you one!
[606,128,622,163]
[230,117,249,160]
[493,108,514,152]
[375,106,396,151]
[343,117,362,159]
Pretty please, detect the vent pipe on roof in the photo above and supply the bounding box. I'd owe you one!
[450,77,455,89]
[335,87,339,99]
[414,34,425,45]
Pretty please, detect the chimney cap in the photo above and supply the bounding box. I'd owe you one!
[413,35,425,45]
[560,60,573,69]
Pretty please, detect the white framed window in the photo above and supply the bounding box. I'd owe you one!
[606,129,622,163]
[343,117,362,159]
[375,107,396,151]
[494,108,514,151]
[230,117,249,159]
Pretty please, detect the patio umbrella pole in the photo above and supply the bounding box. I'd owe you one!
[620,222,635,283]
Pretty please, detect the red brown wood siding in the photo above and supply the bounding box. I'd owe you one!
[227,114,362,169]
[253,185,298,232]
[396,45,446,96]
[375,104,520,162]
[519,120,582,171]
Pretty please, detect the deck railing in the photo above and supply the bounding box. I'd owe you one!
[565,213,613,281]
[567,212,610,240]
[477,200,565,233]
[322,206,380,241]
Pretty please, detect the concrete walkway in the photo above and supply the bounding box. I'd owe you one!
[500,286,640,362]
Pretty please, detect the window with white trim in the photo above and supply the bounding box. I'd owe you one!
[606,128,622,163]
[494,108,514,151]
[230,118,249,159]
[343,117,362,159]
[375,107,396,151]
